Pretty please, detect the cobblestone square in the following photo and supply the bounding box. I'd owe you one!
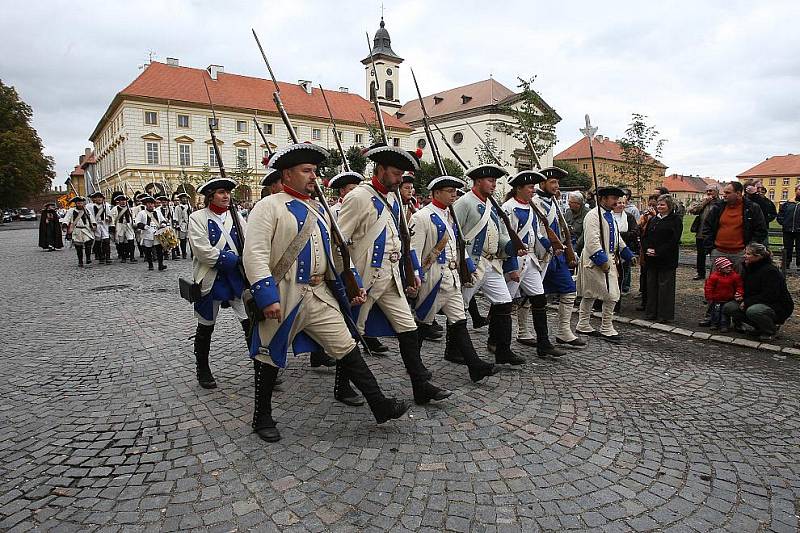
[1,227,798,532]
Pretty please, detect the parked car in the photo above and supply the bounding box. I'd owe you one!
[2,210,12,223]
[9,209,20,220]
[18,208,36,221]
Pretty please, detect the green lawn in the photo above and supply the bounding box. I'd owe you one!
[679,215,782,247]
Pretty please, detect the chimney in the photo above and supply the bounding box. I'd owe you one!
[339,87,349,93]
[298,80,312,95]
[84,147,92,157]
[207,64,224,80]
[166,57,179,66]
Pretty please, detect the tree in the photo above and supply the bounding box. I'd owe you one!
[345,146,367,176]
[0,80,55,206]
[494,76,559,167]
[614,113,666,199]
[413,158,464,195]
[553,160,591,189]
[473,128,505,166]
[228,160,254,202]
[318,150,343,181]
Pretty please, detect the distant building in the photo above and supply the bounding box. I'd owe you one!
[661,174,720,206]
[554,135,667,197]
[737,154,800,206]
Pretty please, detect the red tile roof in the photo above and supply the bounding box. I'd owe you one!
[397,78,516,124]
[92,61,410,140]
[70,165,84,177]
[80,154,96,167]
[737,154,800,178]
[662,174,718,193]
[555,136,666,168]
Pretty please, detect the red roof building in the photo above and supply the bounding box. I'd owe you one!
[737,154,800,205]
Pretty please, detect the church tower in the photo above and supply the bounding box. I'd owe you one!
[361,17,403,111]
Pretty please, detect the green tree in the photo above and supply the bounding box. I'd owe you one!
[614,113,666,199]
[494,76,559,168]
[553,160,591,189]
[318,150,343,180]
[229,160,254,202]
[413,158,464,195]
[346,146,367,176]
[473,127,506,166]
[0,80,55,206]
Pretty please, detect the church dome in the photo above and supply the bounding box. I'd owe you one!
[370,18,402,60]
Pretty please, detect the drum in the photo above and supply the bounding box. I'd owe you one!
[155,227,179,251]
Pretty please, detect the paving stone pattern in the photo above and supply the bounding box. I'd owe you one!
[1,228,799,532]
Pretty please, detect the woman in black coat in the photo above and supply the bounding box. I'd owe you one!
[641,194,683,322]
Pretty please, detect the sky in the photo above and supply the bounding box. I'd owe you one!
[2,0,799,186]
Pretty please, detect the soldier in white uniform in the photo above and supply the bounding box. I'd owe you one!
[187,177,250,389]
[132,193,146,259]
[502,171,567,358]
[242,143,410,442]
[173,193,193,259]
[62,196,97,267]
[135,196,167,271]
[156,195,179,261]
[88,192,113,264]
[110,193,137,263]
[409,174,498,382]
[576,186,635,343]
[454,165,528,365]
[336,144,450,406]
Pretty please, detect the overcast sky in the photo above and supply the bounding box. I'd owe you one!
[3,0,798,185]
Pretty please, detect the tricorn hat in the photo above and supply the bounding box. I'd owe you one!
[428,175,466,191]
[596,186,625,198]
[363,143,421,172]
[156,195,170,202]
[464,164,507,180]
[89,191,105,199]
[197,178,237,196]
[69,196,86,203]
[401,171,415,184]
[268,143,329,171]
[327,171,364,190]
[539,166,568,180]
[139,195,156,204]
[508,170,547,187]
[112,194,128,202]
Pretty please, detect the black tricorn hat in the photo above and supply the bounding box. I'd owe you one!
[269,143,329,171]
[465,164,507,180]
[596,186,625,198]
[197,178,237,196]
[428,175,466,191]
[89,191,105,199]
[363,143,421,172]
[326,171,363,190]
[539,166,568,180]
[156,195,170,202]
[508,170,547,187]
[69,196,86,203]
[401,171,415,184]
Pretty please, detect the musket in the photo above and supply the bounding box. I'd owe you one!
[463,121,531,255]
[580,114,610,291]
[411,68,472,285]
[253,117,273,156]
[318,85,351,173]
[251,28,362,302]
[364,38,417,292]
[523,133,577,267]
[202,77,248,284]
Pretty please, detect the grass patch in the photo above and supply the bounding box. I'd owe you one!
[678,214,782,247]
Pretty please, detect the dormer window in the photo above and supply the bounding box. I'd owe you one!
[433,96,444,105]
[461,95,472,105]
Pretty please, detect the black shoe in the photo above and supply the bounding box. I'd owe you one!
[495,347,525,365]
[413,382,452,405]
[556,337,587,348]
[419,327,443,341]
[600,334,623,344]
[310,350,336,368]
[364,336,389,354]
[469,362,500,383]
[577,330,602,337]
[158,264,167,271]
[334,362,365,406]
[517,338,537,347]
[255,426,281,442]
[148,265,154,271]
[537,344,567,358]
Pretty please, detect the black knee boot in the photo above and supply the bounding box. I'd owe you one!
[194,323,216,389]
[156,245,166,270]
[252,360,280,442]
[241,319,252,352]
[397,330,450,405]
[128,242,137,263]
[491,303,525,365]
[180,238,188,259]
[530,295,566,358]
[117,244,125,262]
[468,296,488,328]
[103,239,112,264]
[145,247,154,270]
[448,320,499,382]
[76,245,84,266]
[338,347,410,424]
[138,244,144,258]
[93,239,102,262]
[334,361,364,406]
[85,241,93,264]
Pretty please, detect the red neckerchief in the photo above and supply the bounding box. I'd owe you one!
[283,185,311,201]
[371,176,389,195]
[513,196,529,206]
[471,187,487,202]
[431,198,448,210]
[208,203,227,215]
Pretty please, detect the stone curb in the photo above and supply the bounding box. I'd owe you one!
[548,303,799,356]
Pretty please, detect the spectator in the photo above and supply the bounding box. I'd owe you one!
[723,243,794,341]
[635,194,660,311]
[654,186,669,196]
[745,182,776,245]
[701,181,767,272]
[688,184,720,280]
[641,194,682,323]
[702,257,743,332]
[613,196,639,294]
[777,184,800,270]
[563,191,590,255]
[621,188,640,220]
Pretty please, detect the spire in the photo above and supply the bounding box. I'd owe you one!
[361,17,403,63]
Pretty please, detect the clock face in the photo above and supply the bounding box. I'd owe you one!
[386,68,393,76]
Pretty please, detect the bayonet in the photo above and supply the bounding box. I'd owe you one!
[581,114,609,291]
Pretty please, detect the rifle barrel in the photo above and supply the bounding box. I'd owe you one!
[319,84,351,172]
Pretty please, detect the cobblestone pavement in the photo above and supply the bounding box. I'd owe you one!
[1,227,799,532]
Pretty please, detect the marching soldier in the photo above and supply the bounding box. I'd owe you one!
[111,193,137,263]
[157,195,179,260]
[336,143,450,405]
[242,143,410,442]
[187,177,250,389]
[502,171,567,358]
[576,186,635,343]
[135,196,167,271]
[454,164,527,365]
[409,173,499,382]
[399,171,417,222]
[173,192,193,259]
[89,191,113,264]
[132,193,146,258]
[533,167,587,348]
[328,170,362,217]
[62,196,96,267]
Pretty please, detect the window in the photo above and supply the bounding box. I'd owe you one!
[312,128,321,140]
[236,120,248,133]
[392,137,400,147]
[262,123,273,135]
[355,133,364,144]
[237,148,248,167]
[177,114,190,128]
[208,117,218,130]
[452,132,464,145]
[417,138,426,149]
[146,142,159,164]
[782,190,788,200]
[583,163,588,170]
[178,144,191,166]
[337,131,344,141]
[769,178,776,186]
[385,80,394,100]
[768,190,775,200]
[209,146,218,167]
[144,111,158,125]
[783,177,790,185]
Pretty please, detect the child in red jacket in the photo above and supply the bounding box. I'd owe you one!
[704,257,743,332]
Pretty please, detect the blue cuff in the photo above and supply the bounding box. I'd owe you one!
[351,267,364,288]
[251,276,279,309]
[539,236,551,250]
[620,247,634,262]
[590,250,609,266]
[410,250,422,277]
[216,250,239,273]
[466,256,477,274]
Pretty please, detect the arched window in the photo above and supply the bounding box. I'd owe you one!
[369,81,376,101]
[385,80,394,101]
